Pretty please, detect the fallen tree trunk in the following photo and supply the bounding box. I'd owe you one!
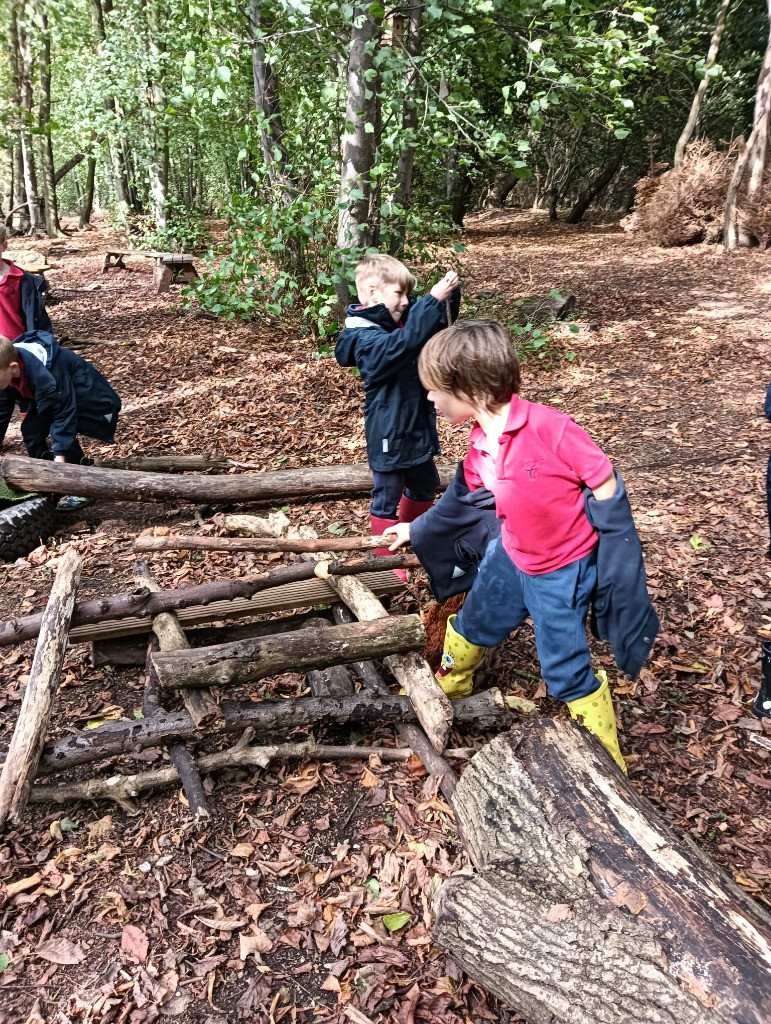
[134,534,383,554]
[434,721,771,1024]
[1,454,454,504]
[0,549,82,828]
[0,554,418,647]
[30,736,415,809]
[302,616,355,698]
[28,691,506,778]
[319,569,453,754]
[152,615,426,690]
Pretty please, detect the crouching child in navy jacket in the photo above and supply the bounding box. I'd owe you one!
[384,320,658,773]
[335,254,460,567]
[0,331,121,464]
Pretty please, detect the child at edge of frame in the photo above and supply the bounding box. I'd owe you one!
[384,319,660,773]
[334,254,460,576]
[0,332,121,510]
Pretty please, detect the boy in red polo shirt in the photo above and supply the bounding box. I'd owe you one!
[384,320,636,771]
[0,225,52,339]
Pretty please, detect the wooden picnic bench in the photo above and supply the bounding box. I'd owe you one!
[102,249,198,294]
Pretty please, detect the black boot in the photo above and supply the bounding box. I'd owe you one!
[755,641,771,719]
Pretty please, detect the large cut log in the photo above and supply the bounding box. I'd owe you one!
[1,454,454,504]
[434,721,771,1024]
[302,617,355,698]
[318,569,453,754]
[0,549,82,828]
[26,691,506,778]
[134,534,383,554]
[30,737,415,809]
[152,615,426,690]
[333,604,462,801]
[0,554,418,647]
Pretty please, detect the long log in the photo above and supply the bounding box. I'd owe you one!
[134,534,383,554]
[434,721,771,1024]
[319,569,454,754]
[0,554,419,647]
[302,616,355,698]
[333,604,460,801]
[0,550,82,828]
[95,454,230,472]
[1,454,454,504]
[30,738,415,808]
[152,615,425,690]
[28,692,507,779]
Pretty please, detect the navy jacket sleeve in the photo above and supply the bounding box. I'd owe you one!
[765,383,771,421]
[355,294,449,387]
[20,272,52,333]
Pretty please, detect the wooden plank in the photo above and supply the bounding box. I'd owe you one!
[67,571,403,643]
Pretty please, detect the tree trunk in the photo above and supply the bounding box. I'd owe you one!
[746,2,771,206]
[393,5,422,214]
[11,0,43,233]
[0,454,454,504]
[302,616,355,698]
[434,721,771,1024]
[0,555,419,647]
[565,144,626,224]
[1,149,13,222]
[249,0,292,194]
[0,550,81,828]
[79,156,96,228]
[724,136,750,249]
[152,615,425,690]
[446,147,472,226]
[36,9,63,238]
[95,453,230,471]
[26,690,505,779]
[320,572,453,753]
[488,171,519,208]
[335,4,381,306]
[674,0,732,168]
[143,0,168,229]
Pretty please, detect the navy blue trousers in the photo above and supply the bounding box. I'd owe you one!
[455,536,598,703]
[371,457,439,519]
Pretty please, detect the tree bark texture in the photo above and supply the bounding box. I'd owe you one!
[565,144,626,224]
[0,555,418,647]
[336,3,381,307]
[302,617,355,698]
[249,0,292,193]
[434,721,771,1024]
[36,10,63,238]
[673,0,732,168]
[134,534,383,554]
[95,454,230,472]
[0,549,82,828]
[746,3,771,207]
[393,5,422,213]
[0,455,454,504]
[25,691,505,779]
[152,615,425,690]
[320,571,454,754]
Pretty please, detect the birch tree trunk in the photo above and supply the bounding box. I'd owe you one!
[36,6,63,238]
[335,5,381,306]
[673,0,732,169]
[249,0,292,193]
[746,0,771,207]
[11,0,43,233]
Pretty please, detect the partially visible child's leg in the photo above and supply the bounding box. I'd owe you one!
[399,457,439,523]
[436,536,528,698]
[370,471,407,577]
[19,406,51,459]
[520,551,626,772]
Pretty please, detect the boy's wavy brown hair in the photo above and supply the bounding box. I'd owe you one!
[0,336,17,369]
[418,319,520,409]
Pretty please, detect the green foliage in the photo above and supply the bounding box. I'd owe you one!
[131,199,211,254]
[463,289,577,365]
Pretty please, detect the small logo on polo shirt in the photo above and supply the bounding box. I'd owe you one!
[523,458,544,478]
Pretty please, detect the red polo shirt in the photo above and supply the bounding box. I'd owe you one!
[0,261,25,341]
[463,395,613,575]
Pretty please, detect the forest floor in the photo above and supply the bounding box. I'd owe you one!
[0,210,770,1024]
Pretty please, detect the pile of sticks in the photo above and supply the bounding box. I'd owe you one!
[0,545,508,826]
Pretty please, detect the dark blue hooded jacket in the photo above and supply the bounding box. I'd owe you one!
[0,331,121,456]
[335,289,460,472]
[19,272,52,334]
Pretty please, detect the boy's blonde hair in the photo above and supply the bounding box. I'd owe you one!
[0,336,18,369]
[418,320,520,409]
[355,254,416,301]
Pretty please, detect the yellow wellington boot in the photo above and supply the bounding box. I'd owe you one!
[568,671,627,773]
[435,614,486,699]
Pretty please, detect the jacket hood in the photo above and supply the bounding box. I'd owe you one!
[13,330,59,369]
[336,301,413,367]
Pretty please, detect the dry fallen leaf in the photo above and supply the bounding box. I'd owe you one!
[239,927,273,959]
[121,924,149,962]
[545,903,573,923]
[36,937,86,965]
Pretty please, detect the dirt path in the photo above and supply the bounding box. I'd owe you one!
[0,213,769,1023]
